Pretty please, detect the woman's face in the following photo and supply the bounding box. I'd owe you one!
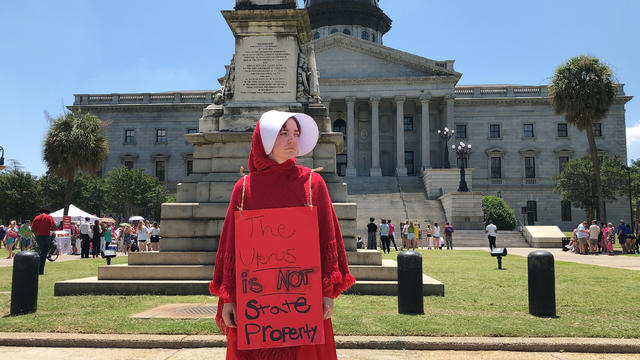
[268,118,300,164]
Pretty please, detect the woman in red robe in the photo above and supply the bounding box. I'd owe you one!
[210,110,355,359]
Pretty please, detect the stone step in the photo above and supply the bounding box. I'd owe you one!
[160,237,219,252]
[99,258,394,281]
[55,274,444,296]
[128,250,381,266]
[128,252,216,265]
[346,274,444,296]
[98,265,214,280]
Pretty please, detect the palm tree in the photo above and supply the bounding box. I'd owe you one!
[43,110,109,216]
[549,55,617,222]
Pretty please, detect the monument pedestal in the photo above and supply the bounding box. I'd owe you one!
[438,191,484,230]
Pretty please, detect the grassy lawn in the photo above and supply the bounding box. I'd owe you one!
[0,249,638,337]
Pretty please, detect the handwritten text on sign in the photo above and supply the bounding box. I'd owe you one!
[234,206,323,350]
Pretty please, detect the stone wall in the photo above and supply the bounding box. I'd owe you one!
[438,191,483,230]
[423,168,473,200]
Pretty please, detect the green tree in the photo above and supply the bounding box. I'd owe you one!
[72,172,106,216]
[43,110,109,216]
[627,159,640,220]
[104,166,167,220]
[481,196,516,230]
[0,170,41,224]
[554,155,625,221]
[549,55,618,222]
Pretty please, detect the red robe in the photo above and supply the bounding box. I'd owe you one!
[209,120,355,359]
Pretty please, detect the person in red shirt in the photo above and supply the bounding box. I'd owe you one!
[31,208,57,275]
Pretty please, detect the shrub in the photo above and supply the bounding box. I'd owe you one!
[482,196,516,230]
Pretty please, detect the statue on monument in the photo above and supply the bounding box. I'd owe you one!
[221,55,235,103]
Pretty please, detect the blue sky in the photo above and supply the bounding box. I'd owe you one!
[1,0,638,176]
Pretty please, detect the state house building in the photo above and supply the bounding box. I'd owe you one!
[70,0,633,229]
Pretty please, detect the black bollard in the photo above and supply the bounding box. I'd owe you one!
[10,251,40,316]
[397,251,423,314]
[527,250,556,317]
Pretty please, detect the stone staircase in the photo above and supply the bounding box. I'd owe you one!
[447,230,529,248]
[344,176,447,234]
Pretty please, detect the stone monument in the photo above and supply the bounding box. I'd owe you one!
[54,0,444,297]
[164,0,356,254]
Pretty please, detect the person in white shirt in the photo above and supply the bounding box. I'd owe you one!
[485,220,498,250]
[149,221,161,251]
[136,221,150,252]
[379,219,390,254]
[79,217,92,258]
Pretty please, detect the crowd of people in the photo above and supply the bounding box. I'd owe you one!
[361,217,455,253]
[569,219,639,255]
[0,216,161,259]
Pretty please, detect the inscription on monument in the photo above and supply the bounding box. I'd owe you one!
[235,36,297,102]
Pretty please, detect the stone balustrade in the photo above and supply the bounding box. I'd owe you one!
[454,84,626,98]
[74,91,216,106]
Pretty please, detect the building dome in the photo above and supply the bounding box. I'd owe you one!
[306,0,391,43]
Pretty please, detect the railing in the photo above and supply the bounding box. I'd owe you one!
[455,84,626,99]
[490,179,503,185]
[74,91,216,106]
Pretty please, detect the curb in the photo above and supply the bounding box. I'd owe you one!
[0,333,638,353]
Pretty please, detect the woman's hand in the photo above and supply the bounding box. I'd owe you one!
[322,297,334,320]
[222,302,237,328]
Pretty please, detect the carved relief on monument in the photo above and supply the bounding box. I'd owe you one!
[235,0,297,9]
[222,55,236,103]
[297,44,322,103]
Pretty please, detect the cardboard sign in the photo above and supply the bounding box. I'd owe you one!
[234,206,323,350]
[62,216,72,230]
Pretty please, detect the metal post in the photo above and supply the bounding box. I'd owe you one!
[10,252,40,315]
[397,251,424,314]
[527,250,556,317]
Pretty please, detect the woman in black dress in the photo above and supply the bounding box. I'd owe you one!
[91,220,102,258]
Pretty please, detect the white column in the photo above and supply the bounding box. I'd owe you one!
[345,96,357,177]
[420,93,431,171]
[395,96,407,176]
[370,96,382,176]
[445,95,455,168]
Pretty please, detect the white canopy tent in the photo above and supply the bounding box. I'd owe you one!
[50,204,100,223]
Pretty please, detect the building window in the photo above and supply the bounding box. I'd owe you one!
[523,124,534,138]
[361,31,369,41]
[457,157,468,169]
[342,29,351,35]
[186,159,193,176]
[156,129,167,143]
[187,128,197,134]
[525,157,536,178]
[526,200,538,224]
[372,33,376,42]
[559,156,569,173]
[313,32,320,40]
[403,116,414,131]
[557,123,568,137]
[490,157,501,178]
[155,160,165,182]
[561,200,572,222]
[330,28,338,34]
[124,160,134,169]
[125,129,135,144]
[592,123,602,137]
[456,124,467,138]
[489,124,500,138]
[405,151,414,175]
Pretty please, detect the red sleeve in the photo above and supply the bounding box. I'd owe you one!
[312,172,356,298]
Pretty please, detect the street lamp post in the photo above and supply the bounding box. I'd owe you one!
[622,165,634,234]
[0,146,5,171]
[454,141,472,192]
[437,127,455,169]
[44,170,50,208]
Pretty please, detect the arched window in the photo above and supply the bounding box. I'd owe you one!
[361,31,369,41]
[342,28,351,35]
[330,28,338,34]
[313,32,320,40]
[371,33,376,43]
[333,119,346,136]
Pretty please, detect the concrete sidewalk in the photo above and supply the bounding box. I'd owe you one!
[457,247,640,271]
[2,347,639,359]
[0,333,638,354]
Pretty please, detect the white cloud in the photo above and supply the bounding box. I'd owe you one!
[627,121,640,146]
